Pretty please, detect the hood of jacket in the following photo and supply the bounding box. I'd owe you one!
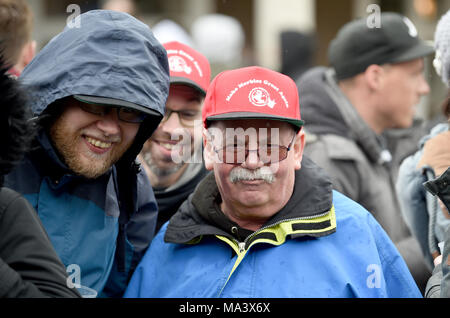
[164,156,335,245]
[298,67,390,164]
[20,10,170,165]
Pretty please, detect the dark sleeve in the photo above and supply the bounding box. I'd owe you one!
[423,167,450,298]
[423,167,450,212]
[440,227,450,298]
[425,263,442,298]
[0,189,80,298]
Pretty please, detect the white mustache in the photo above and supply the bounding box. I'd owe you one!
[229,166,275,184]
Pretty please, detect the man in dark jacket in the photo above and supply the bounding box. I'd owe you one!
[0,60,80,298]
[4,10,169,297]
[401,9,450,298]
[423,167,450,298]
[139,41,211,233]
[297,12,433,291]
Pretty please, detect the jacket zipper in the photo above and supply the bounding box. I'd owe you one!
[228,210,332,253]
[218,210,332,296]
[239,210,331,251]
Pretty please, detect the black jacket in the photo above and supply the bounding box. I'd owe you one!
[154,164,209,233]
[0,187,80,298]
[424,168,450,298]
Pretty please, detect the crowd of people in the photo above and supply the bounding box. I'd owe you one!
[0,0,449,298]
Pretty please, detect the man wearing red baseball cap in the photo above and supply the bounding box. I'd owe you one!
[138,41,211,232]
[126,66,421,298]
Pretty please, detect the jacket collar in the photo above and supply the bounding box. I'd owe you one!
[164,156,335,245]
[300,67,391,165]
[322,69,392,165]
[36,129,69,171]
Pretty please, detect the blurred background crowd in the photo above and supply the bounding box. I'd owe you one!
[25,0,450,124]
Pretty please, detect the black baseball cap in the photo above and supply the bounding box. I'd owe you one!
[329,12,434,80]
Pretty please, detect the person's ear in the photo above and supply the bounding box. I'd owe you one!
[364,64,385,91]
[19,40,36,69]
[293,129,305,170]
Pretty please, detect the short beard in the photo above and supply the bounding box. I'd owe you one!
[50,119,126,179]
[141,150,184,177]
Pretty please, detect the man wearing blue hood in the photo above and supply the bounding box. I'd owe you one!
[4,10,170,297]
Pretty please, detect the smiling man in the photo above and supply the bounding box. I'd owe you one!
[49,97,145,179]
[125,66,421,298]
[4,10,169,297]
[139,41,211,232]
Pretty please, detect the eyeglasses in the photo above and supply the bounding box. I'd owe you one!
[160,109,201,127]
[77,101,147,123]
[213,134,296,165]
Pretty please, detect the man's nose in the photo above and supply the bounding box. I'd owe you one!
[241,149,264,170]
[96,110,121,136]
[419,75,430,96]
[160,111,180,133]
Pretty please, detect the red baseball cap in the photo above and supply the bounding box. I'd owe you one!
[203,66,304,129]
[163,41,211,95]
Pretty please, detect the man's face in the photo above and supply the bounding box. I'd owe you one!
[378,58,430,129]
[204,119,305,229]
[50,98,140,178]
[141,84,203,178]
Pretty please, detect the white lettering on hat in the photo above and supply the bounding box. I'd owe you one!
[167,49,203,77]
[226,79,262,101]
[279,90,289,109]
[249,87,276,108]
[225,79,289,109]
[168,55,192,74]
[263,80,289,108]
[402,17,418,37]
[238,79,262,88]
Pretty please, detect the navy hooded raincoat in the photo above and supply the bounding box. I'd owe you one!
[4,10,170,297]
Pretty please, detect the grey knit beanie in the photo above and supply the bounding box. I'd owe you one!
[434,10,450,86]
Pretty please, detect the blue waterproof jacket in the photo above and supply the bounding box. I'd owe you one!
[396,123,450,270]
[125,157,421,298]
[5,10,169,297]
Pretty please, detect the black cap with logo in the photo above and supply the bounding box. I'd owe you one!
[328,12,434,80]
